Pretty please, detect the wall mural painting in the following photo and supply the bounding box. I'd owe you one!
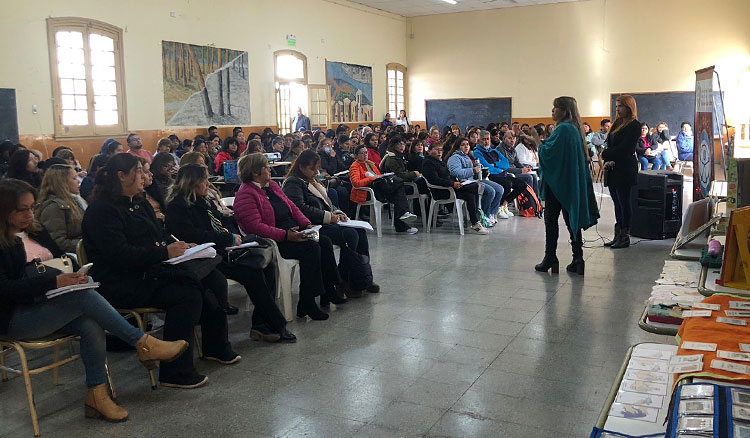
[162,41,250,126]
[326,60,373,123]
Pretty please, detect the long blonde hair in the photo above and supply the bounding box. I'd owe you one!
[553,96,589,160]
[611,94,638,135]
[166,164,208,207]
[37,164,84,223]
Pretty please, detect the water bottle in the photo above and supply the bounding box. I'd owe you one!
[474,159,482,180]
[671,188,679,219]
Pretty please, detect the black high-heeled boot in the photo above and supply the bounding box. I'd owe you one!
[604,223,620,247]
[534,255,559,273]
[611,227,630,249]
[566,258,585,275]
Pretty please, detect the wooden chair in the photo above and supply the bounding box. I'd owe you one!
[0,334,114,437]
[76,241,202,390]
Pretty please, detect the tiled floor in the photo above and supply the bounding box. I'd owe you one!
[1,186,678,437]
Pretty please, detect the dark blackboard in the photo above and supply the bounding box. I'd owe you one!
[610,91,724,135]
[0,89,19,143]
[426,97,511,132]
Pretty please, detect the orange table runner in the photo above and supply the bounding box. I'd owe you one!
[674,294,750,387]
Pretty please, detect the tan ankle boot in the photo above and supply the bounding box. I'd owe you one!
[135,335,188,370]
[85,384,128,422]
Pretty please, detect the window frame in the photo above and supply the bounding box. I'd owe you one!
[47,17,128,138]
[274,50,308,135]
[386,63,407,120]
[273,50,308,85]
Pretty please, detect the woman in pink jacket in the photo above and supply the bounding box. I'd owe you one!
[233,153,342,320]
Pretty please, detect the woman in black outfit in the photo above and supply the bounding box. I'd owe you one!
[165,164,295,343]
[421,141,482,228]
[7,149,43,189]
[282,151,379,301]
[150,152,176,203]
[601,94,640,249]
[82,154,238,389]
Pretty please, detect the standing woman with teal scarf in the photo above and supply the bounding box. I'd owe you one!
[528,96,599,275]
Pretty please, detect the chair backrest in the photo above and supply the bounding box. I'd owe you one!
[425,181,455,200]
[76,240,88,265]
[221,197,235,207]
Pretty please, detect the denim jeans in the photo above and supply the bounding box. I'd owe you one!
[6,287,144,388]
[638,156,662,170]
[479,180,503,215]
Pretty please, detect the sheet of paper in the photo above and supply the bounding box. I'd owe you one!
[337,220,374,231]
[301,225,322,235]
[165,242,216,264]
[225,241,260,251]
[46,282,101,299]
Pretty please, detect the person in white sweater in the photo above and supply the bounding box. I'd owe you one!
[515,136,539,169]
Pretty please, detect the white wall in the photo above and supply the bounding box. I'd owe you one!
[406,0,750,122]
[0,0,407,135]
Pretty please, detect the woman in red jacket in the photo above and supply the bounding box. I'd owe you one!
[233,153,343,320]
[349,145,417,234]
[213,137,240,175]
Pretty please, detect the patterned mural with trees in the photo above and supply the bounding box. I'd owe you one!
[161,41,250,126]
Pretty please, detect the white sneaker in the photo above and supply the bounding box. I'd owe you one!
[399,212,418,223]
[470,223,489,235]
[504,205,514,217]
[403,227,418,234]
[497,209,509,219]
[487,215,497,225]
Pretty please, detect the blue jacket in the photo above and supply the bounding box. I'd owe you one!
[446,151,475,181]
[676,131,693,160]
[473,145,509,175]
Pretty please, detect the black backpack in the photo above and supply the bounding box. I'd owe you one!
[338,246,373,291]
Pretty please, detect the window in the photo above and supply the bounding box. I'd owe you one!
[274,50,308,135]
[386,63,407,119]
[47,18,127,137]
[308,85,329,129]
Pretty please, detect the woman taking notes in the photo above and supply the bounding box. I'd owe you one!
[529,96,598,275]
[602,95,640,249]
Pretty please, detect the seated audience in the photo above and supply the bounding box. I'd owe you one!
[83,153,239,388]
[7,149,42,189]
[233,127,247,154]
[676,122,694,161]
[165,164,294,339]
[474,132,524,219]
[447,136,501,226]
[284,139,305,163]
[651,122,674,170]
[233,153,341,320]
[283,150,379,299]
[422,142,487,234]
[636,123,661,170]
[150,152,176,203]
[334,135,355,168]
[498,130,539,195]
[407,139,425,172]
[350,145,418,234]
[0,178,188,422]
[583,122,595,158]
[426,126,441,147]
[126,133,151,164]
[379,136,429,200]
[154,137,172,157]
[179,152,233,216]
[214,136,240,175]
[591,119,611,152]
[381,113,393,130]
[36,164,87,253]
[141,159,165,223]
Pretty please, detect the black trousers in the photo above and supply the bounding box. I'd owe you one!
[433,184,479,225]
[276,235,340,307]
[218,262,286,332]
[609,184,633,228]
[102,269,230,381]
[544,188,582,259]
[489,174,526,204]
[371,180,411,231]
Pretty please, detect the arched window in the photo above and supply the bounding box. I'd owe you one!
[47,17,127,137]
[386,63,407,120]
[274,50,308,134]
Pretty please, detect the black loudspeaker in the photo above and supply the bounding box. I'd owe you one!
[630,170,683,240]
[0,89,19,143]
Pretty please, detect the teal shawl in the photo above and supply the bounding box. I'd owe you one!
[538,122,599,233]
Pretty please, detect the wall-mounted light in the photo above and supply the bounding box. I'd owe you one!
[441,0,457,4]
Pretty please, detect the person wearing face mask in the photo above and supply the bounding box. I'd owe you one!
[421,142,487,235]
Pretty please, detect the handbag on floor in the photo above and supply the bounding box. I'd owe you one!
[338,246,373,291]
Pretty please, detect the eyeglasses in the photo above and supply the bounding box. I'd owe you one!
[356,151,368,156]
[14,204,37,213]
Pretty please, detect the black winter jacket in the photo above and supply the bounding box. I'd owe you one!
[165,196,237,251]
[0,228,64,334]
[282,176,339,225]
[602,119,640,187]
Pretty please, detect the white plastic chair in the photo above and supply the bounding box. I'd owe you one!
[425,182,470,235]
[221,197,234,208]
[237,229,299,321]
[353,186,386,237]
[404,181,428,229]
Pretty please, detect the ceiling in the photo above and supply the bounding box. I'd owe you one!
[344,0,588,17]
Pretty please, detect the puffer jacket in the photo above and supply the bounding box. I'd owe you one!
[36,194,85,253]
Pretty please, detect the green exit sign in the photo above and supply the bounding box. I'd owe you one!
[287,34,296,47]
